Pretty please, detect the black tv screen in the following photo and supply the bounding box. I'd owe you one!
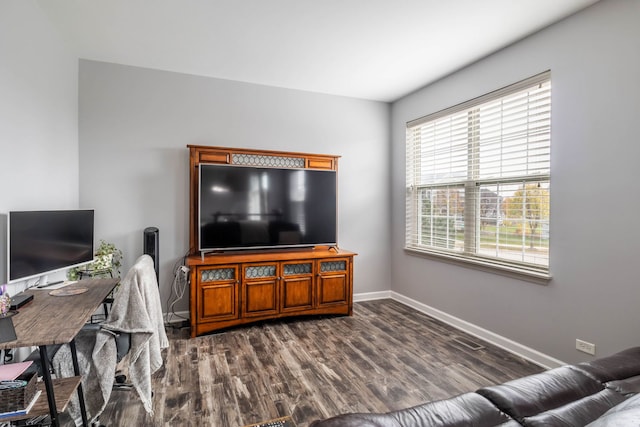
[8,210,94,283]
[199,164,337,252]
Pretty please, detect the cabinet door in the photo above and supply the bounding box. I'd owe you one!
[197,266,239,322]
[281,261,314,312]
[243,263,279,317]
[317,258,350,307]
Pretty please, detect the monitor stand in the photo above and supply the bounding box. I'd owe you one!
[37,275,64,288]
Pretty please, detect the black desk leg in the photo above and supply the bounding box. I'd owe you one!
[70,339,90,426]
[39,346,59,427]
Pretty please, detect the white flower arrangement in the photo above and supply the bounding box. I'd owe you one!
[0,284,10,316]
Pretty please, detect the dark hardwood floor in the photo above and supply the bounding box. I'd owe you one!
[97,299,544,426]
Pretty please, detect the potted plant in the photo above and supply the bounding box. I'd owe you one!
[67,240,123,280]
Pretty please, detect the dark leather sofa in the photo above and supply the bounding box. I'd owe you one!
[310,347,640,427]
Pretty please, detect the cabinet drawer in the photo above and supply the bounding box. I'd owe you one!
[200,283,238,320]
[197,266,239,322]
[243,263,278,317]
[317,258,350,307]
[281,261,314,312]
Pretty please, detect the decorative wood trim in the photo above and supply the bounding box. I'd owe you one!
[307,157,334,170]
[199,151,230,164]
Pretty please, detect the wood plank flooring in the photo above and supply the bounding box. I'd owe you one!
[95,299,544,426]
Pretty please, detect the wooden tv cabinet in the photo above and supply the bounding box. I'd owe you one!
[186,145,356,337]
[187,247,355,337]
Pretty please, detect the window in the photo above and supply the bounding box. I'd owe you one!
[406,71,551,279]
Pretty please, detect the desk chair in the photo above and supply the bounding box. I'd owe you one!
[49,254,168,426]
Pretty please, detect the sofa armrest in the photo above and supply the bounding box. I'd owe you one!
[476,366,603,421]
[571,347,640,383]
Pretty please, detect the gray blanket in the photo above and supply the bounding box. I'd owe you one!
[53,254,169,425]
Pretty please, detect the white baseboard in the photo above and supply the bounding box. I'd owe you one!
[354,290,565,369]
[353,290,392,302]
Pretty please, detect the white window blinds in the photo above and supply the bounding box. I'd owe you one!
[406,71,551,277]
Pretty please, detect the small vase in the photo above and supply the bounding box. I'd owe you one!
[0,295,10,317]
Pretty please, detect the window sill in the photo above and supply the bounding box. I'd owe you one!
[404,247,551,285]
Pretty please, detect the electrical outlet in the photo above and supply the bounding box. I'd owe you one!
[576,339,596,355]
[178,265,190,282]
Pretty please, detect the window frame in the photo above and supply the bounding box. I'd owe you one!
[405,71,552,282]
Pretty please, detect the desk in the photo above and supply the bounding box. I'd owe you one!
[0,278,119,426]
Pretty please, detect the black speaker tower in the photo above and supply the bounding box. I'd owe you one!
[143,227,159,284]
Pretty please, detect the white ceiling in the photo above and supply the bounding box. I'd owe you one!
[37,0,599,102]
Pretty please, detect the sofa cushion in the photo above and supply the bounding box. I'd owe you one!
[476,366,603,421]
[521,388,627,427]
[309,393,518,427]
[585,393,640,426]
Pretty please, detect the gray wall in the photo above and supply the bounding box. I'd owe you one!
[0,1,79,293]
[78,60,390,315]
[390,0,640,364]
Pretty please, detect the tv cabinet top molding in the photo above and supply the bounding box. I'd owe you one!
[187,145,340,171]
[187,246,356,265]
[187,145,341,255]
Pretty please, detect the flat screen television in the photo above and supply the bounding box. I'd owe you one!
[7,210,95,284]
[199,164,337,252]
